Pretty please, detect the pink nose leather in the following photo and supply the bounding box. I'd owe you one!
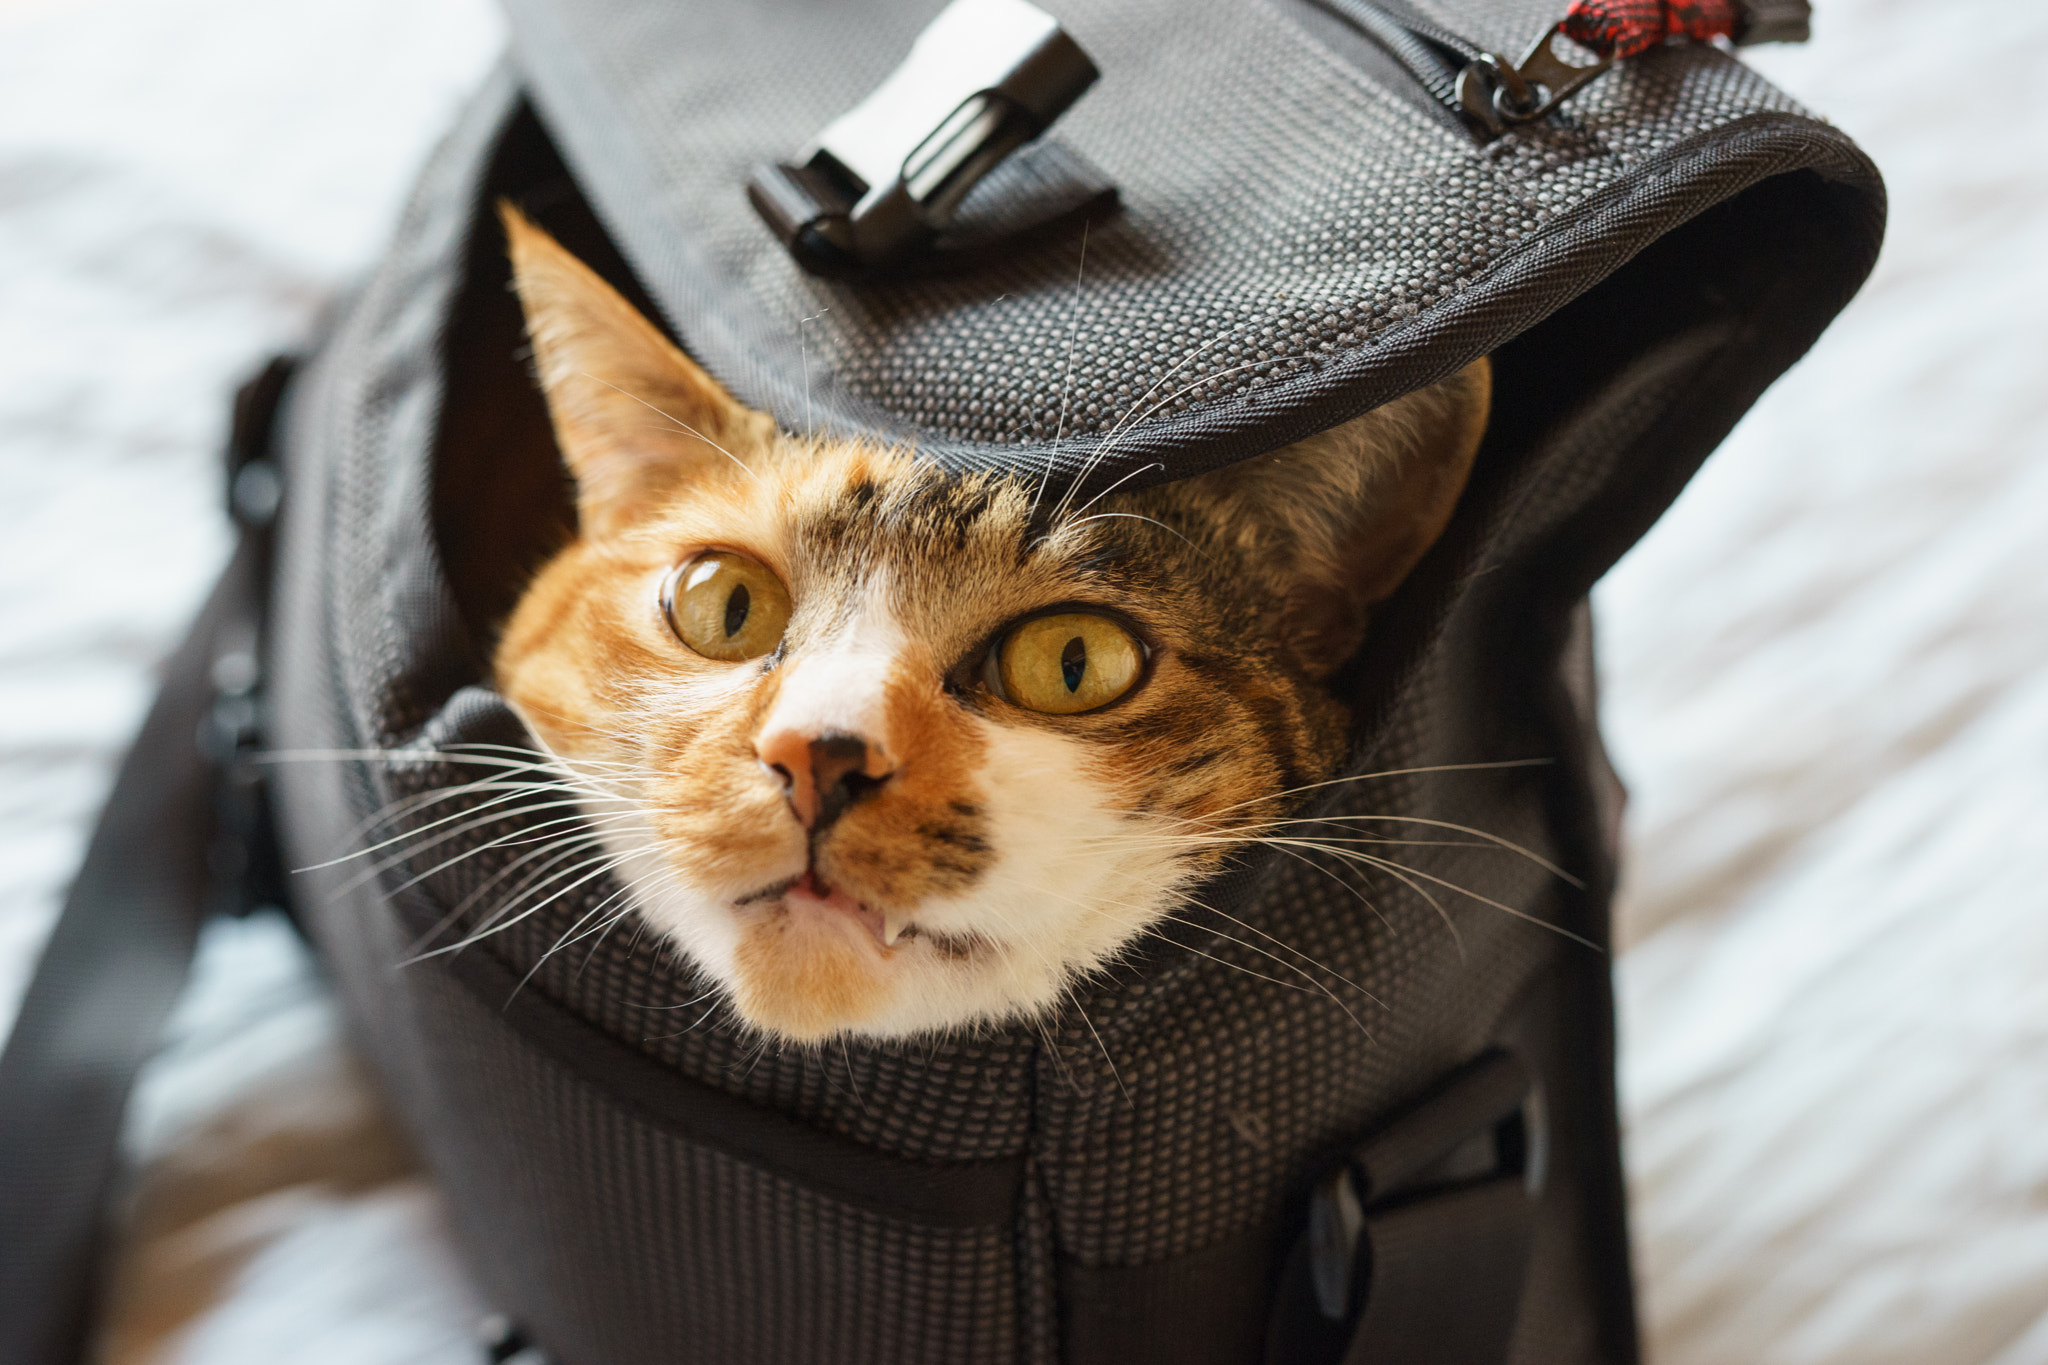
[756,728,896,830]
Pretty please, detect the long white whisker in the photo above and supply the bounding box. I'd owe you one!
[1095,319,1257,446]
[1063,460,1163,523]
[410,847,643,963]
[583,372,766,487]
[1034,221,1093,515]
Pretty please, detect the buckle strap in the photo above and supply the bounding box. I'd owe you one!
[1266,1050,1543,1365]
[748,0,1113,278]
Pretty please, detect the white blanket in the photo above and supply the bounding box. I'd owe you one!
[2,0,2042,1359]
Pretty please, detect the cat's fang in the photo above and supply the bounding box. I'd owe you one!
[882,913,908,948]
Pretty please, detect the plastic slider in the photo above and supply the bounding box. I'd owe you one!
[748,0,1102,277]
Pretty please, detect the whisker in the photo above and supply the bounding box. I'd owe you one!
[1053,355,1283,510]
[408,847,641,965]
[1044,511,1209,558]
[583,372,766,487]
[1062,460,1163,524]
[1034,221,1093,516]
[406,829,620,956]
[1163,758,1556,825]
[1094,319,1257,446]
[976,867,1377,1044]
[296,768,631,873]
[333,797,647,904]
[1335,848,1599,952]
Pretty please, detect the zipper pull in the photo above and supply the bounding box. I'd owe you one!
[1456,23,1609,134]
[1457,1,1810,135]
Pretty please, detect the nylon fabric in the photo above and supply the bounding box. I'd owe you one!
[498,0,1819,489]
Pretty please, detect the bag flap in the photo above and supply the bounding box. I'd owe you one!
[496,0,1880,493]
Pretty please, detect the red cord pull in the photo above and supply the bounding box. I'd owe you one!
[1561,0,1742,60]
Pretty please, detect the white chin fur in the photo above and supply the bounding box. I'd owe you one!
[560,719,1192,1043]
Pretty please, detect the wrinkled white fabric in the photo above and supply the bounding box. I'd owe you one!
[0,0,2041,1358]
[1604,4,2048,1361]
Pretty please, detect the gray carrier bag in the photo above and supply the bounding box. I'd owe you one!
[0,1,1883,1362]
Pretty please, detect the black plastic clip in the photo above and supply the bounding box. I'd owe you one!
[1265,1050,1545,1365]
[748,0,1111,278]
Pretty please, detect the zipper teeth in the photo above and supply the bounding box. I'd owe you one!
[1350,0,1484,61]
[1301,0,1482,109]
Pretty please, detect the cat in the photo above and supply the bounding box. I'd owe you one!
[490,205,1490,1045]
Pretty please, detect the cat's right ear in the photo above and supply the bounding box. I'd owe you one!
[500,203,775,538]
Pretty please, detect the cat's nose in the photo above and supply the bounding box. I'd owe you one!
[757,729,895,832]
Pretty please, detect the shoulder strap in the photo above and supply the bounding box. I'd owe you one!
[0,358,290,1365]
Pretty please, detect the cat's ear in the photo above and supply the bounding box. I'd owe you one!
[1170,359,1490,679]
[500,203,775,538]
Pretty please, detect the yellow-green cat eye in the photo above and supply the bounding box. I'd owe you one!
[665,552,792,661]
[995,613,1146,715]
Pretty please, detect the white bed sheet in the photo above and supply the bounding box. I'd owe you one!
[1,0,2043,1359]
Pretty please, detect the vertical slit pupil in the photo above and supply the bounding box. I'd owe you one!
[1060,636,1087,693]
[724,582,752,638]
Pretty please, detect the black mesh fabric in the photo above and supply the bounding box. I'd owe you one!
[264,5,1883,1359]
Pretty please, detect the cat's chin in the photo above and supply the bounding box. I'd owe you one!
[727,893,901,1042]
[725,883,1031,1043]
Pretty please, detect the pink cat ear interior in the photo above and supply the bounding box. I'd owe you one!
[500,202,774,538]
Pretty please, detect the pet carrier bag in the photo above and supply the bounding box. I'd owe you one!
[0,0,1882,1361]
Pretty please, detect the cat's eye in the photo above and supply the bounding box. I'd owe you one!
[664,552,792,661]
[992,613,1145,715]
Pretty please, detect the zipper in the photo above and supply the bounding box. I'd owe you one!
[1307,0,1482,110]
[1287,0,1613,140]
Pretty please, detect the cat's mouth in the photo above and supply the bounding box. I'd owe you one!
[736,870,919,952]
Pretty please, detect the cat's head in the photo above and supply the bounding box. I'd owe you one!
[491,206,1489,1043]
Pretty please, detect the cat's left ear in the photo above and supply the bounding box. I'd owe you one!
[501,203,776,538]
[1160,360,1491,679]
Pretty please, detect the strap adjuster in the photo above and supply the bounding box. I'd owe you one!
[1267,1050,1545,1365]
[748,0,1107,277]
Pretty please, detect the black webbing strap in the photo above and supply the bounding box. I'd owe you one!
[1265,1050,1541,1365]
[0,358,289,1365]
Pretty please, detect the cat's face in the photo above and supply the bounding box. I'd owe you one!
[491,207,1489,1043]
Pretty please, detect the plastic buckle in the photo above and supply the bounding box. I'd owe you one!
[1264,1050,1545,1365]
[748,0,1100,277]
